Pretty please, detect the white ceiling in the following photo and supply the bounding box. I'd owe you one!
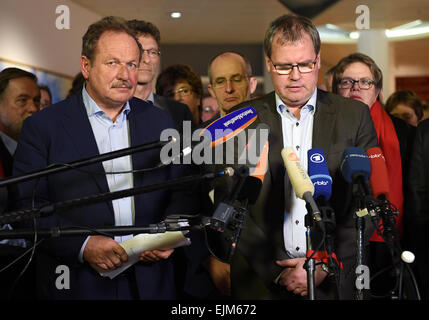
[70,0,429,44]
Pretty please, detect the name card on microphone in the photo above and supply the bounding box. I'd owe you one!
[200,106,257,147]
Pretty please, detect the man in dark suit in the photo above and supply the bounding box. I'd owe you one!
[12,16,195,300]
[215,14,378,300]
[0,67,40,299]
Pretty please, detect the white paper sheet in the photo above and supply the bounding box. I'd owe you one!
[97,231,191,279]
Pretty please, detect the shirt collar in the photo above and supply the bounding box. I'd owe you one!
[276,88,317,117]
[82,85,131,119]
[0,131,17,155]
[146,91,155,104]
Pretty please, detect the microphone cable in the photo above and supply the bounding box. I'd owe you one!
[367,199,421,300]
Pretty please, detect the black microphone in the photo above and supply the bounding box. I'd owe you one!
[340,147,371,197]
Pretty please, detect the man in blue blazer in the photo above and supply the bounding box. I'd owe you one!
[12,16,195,300]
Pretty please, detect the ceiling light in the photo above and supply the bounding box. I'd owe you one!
[390,19,423,31]
[170,12,181,18]
[385,25,429,38]
[325,24,340,30]
[349,31,360,39]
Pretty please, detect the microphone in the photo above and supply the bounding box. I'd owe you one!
[235,123,269,204]
[165,106,258,164]
[281,146,323,225]
[340,147,371,196]
[209,122,269,231]
[308,148,332,203]
[366,147,390,200]
[366,147,398,246]
[307,148,339,279]
[200,106,258,148]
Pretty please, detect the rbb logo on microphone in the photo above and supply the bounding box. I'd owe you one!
[309,152,324,164]
[308,148,332,202]
[314,180,329,186]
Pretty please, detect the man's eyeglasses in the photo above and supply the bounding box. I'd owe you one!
[270,59,317,75]
[142,48,161,58]
[211,74,249,89]
[338,78,375,90]
[166,87,192,99]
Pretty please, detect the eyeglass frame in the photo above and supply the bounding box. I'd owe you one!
[269,58,318,75]
[165,86,193,99]
[338,77,376,90]
[210,74,251,89]
[141,48,161,59]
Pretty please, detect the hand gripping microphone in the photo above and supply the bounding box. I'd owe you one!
[281,147,324,230]
[308,148,332,203]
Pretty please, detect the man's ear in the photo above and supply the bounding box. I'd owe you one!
[248,76,258,95]
[208,84,217,99]
[265,55,272,73]
[80,56,91,80]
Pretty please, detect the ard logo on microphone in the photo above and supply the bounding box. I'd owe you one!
[310,153,324,164]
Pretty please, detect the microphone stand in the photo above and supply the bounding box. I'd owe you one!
[353,176,370,300]
[0,170,228,225]
[304,208,316,300]
[209,165,250,262]
[320,205,341,299]
[0,215,207,240]
[0,138,172,189]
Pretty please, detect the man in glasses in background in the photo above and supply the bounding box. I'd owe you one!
[207,51,258,117]
[201,51,258,297]
[218,14,379,300]
[127,20,193,132]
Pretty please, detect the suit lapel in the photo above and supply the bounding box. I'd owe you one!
[59,93,113,214]
[313,90,337,153]
[253,92,284,184]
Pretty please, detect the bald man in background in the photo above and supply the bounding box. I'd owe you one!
[207,51,257,117]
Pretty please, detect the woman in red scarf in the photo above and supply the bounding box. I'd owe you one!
[332,53,406,299]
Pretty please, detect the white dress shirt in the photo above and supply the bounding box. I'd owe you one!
[79,87,135,262]
[276,88,317,258]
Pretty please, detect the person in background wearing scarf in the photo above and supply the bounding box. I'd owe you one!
[332,52,414,299]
